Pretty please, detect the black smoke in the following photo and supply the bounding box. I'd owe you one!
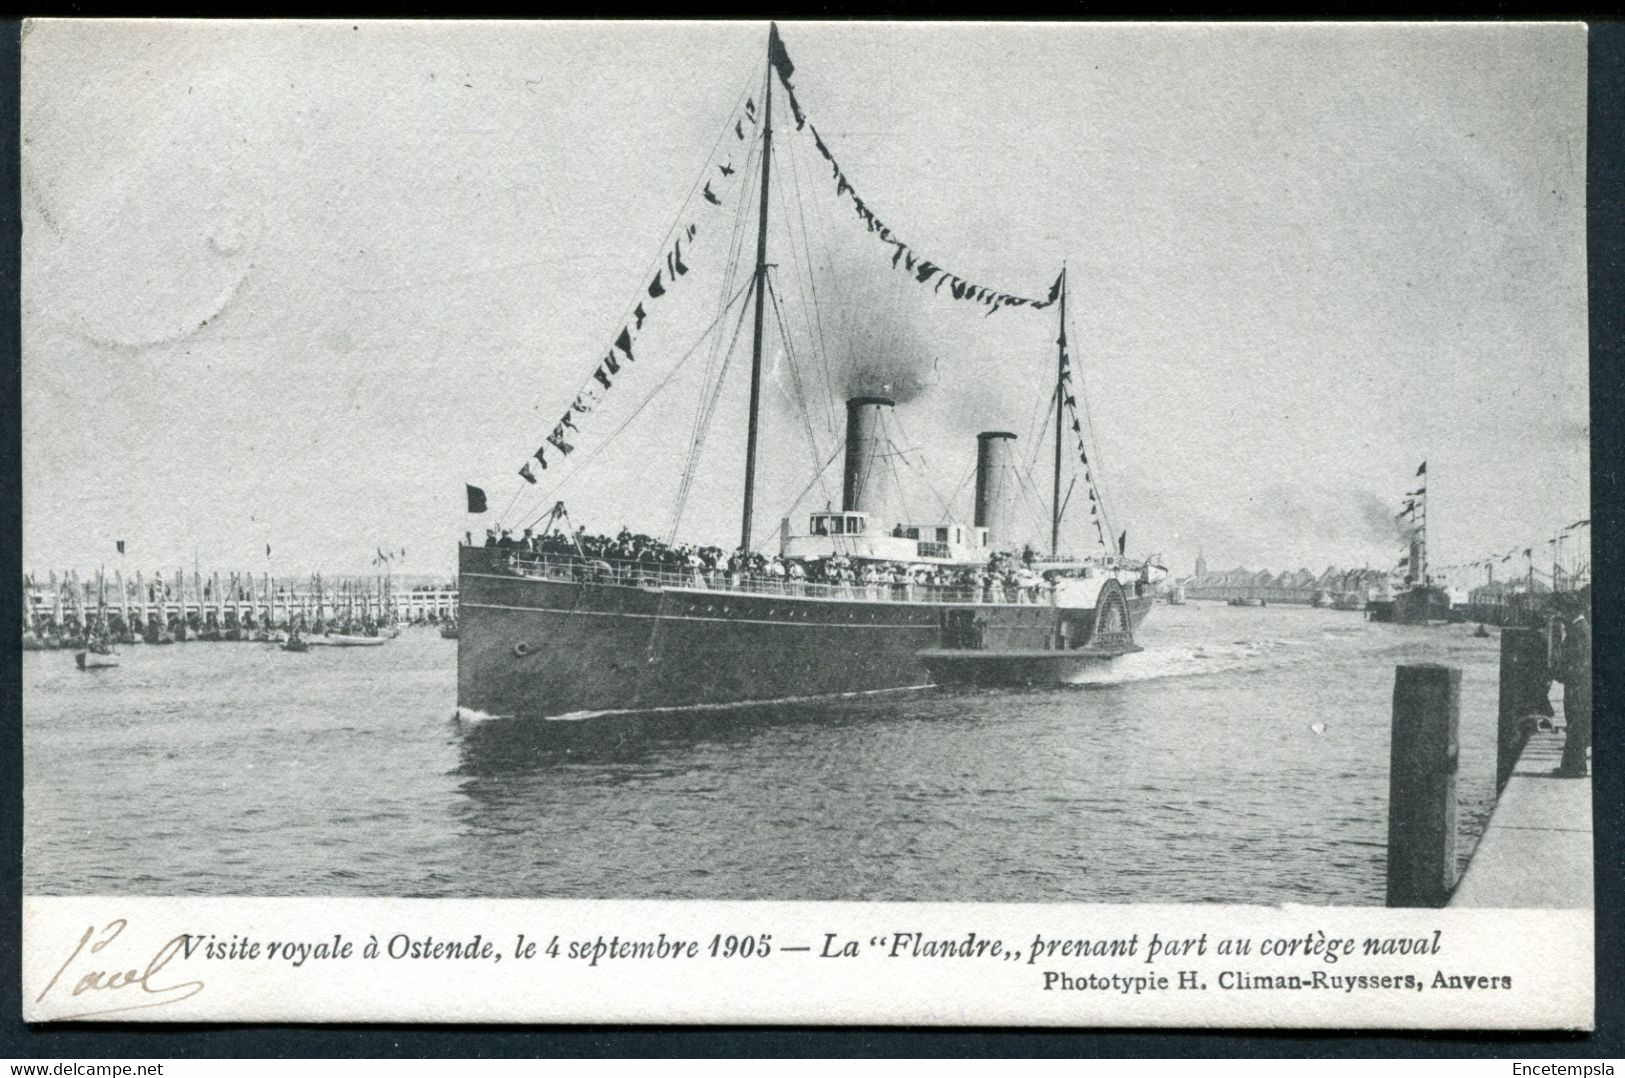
[1356,490,1418,544]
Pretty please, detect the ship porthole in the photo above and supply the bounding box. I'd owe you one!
[512,642,531,658]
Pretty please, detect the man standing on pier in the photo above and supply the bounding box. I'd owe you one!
[1555,596,1591,778]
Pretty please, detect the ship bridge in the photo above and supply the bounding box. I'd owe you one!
[780,511,989,565]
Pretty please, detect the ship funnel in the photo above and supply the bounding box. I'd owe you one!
[975,431,1018,550]
[842,396,897,514]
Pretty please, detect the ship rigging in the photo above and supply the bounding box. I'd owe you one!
[457,24,1165,718]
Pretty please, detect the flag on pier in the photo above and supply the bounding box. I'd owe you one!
[466,484,488,514]
[1416,461,1427,476]
[115,540,125,554]
[1118,530,1127,555]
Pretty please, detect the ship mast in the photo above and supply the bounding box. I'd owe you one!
[1416,463,1428,584]
[739,32,776,556]
[1051,266,1066,558]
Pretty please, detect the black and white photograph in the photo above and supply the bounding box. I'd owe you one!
[16,19,1595,1028]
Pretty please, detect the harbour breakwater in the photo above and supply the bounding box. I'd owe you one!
[22,569,458,645]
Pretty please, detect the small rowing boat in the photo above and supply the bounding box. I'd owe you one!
[308,633,388,648]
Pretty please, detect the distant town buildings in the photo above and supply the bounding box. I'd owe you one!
[1181,565,1391,604]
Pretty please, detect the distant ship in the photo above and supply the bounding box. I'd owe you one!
[458,25,1165,718]
[1367,462,1450,625]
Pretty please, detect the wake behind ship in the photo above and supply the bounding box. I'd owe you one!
[458,25,1164,720]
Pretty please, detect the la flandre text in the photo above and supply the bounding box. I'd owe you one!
[187,927,1511,995]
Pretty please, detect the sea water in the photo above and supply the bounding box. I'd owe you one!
[23,604,1503,904]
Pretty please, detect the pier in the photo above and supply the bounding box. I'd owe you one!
[21,568,458,640]
[1385,624,1591,909]
[1450,729,1592,908]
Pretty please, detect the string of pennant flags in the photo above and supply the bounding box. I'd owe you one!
[767,32,1059,317]
[1391,457,1588,579]
[1433,518,1591,578]
[1054,307,1115,551]
[516,108,754,486]
[511,27,1067,495]
[1393,461,1428,572]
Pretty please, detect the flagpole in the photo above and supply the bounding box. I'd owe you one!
[739,34,775,556]
[1552,530,1560,596]
[1051,265,1066,558]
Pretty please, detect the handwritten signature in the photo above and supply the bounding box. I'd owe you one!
[34,919,205,1019]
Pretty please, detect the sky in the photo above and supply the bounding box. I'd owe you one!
[21,20,1590,581]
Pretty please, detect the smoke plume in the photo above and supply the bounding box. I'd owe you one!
[1356,490,1418,543]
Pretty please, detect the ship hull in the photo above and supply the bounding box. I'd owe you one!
[917,645,1143,687]
[458,548,1153,719]
[1367,586,1450,626]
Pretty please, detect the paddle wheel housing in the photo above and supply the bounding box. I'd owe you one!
[1084,577,1135,651]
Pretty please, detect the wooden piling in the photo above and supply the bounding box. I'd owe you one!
[1496,627,1550,793]
[1386,663,1460,908]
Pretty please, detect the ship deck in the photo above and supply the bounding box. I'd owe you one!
[477,549,1140,610]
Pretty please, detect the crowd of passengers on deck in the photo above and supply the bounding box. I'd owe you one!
[483,526,1063,603]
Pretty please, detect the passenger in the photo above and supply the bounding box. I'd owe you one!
[1556,598,1592,778]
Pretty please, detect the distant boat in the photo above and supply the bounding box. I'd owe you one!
[75,646,118,670]
[76,572,119,669]
[439,622,459,639]
[1228,597,1266,607]
[281,636,309,653]
[308,633,387,648]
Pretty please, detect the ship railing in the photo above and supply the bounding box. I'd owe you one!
[499,551,1052,606]
[1030,552,1144,572]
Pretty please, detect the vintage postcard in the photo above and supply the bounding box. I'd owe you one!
[19,19,1592,1027]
